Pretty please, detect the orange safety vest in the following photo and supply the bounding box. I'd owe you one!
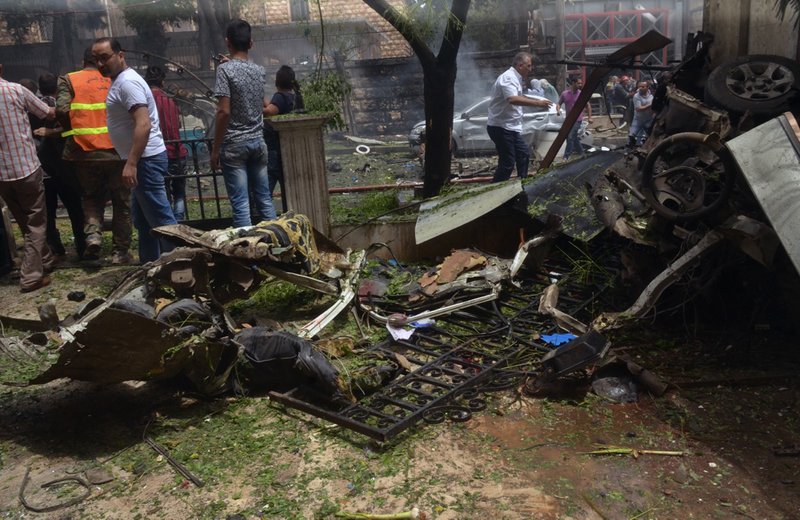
[62,69,114,151]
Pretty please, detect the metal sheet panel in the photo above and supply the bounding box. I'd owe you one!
[726,114,800,275]
[414,180,522,244]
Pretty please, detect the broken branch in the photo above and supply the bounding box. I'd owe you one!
[334,507,425,520]
[583,446,684,457]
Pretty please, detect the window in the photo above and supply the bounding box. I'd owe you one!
[289,0,309,22]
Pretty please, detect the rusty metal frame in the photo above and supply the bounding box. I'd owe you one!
[269,265,617,441]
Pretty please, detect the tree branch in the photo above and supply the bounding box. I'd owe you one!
[438,0,470,65]
[362,0,436,67]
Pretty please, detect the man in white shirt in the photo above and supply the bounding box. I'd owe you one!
[487,52,552,182]
[92,37,177,264]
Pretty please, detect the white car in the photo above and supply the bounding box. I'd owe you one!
[409,94,593,157]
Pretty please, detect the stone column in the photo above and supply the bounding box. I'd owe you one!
[268,115,331,236]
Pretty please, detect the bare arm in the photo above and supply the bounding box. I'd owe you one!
[33,126,64,138]
[211,97,231,170]
[121,106,152,188]
[263,98,280,116]
[508,95,552,108]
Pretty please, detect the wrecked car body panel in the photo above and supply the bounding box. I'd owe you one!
[16,214,358,393]
[518,151,626,241]
[31,306,237,392]
[725,112,800,275]
[414,180,522,244]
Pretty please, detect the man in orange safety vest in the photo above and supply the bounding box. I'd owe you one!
[56,47,132,264]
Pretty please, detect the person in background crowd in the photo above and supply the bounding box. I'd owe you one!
[486,51,553,183]
[539,78,559,103]
[615,75,636,126]
[628,80,654,147]
[556,77,592,161]
[19,78,38,96]
[529,78,544,97]
[57,47,131,263]
[609,75,630,118]
[145,65,188,221]
[211,19,276,227]
[92,37,177,263]
[31,73,86,260]
[0,63,57,292]
[263,64,303,212]
[604,75,617,115]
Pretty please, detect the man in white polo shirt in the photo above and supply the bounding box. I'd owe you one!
[91,37,177,264]
[487,52,552,182]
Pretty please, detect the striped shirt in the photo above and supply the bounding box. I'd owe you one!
[151,87,188,159]
[0,78,51,181]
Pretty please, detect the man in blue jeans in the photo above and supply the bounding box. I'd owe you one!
[211,19,276,227]
[92,37,177,264]
[487,52,552,183]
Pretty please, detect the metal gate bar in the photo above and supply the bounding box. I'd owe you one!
[270,263,618,441]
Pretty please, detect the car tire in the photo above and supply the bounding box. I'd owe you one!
[704,54,800,117]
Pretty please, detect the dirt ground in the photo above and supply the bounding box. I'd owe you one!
[1,134,798,519]
[0,331,798,519]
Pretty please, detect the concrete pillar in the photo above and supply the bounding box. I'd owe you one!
[268,115,331,236]
[704,0,797,67]
[749,0,798,58]
[703,0,749,67]
[555,0,566,91]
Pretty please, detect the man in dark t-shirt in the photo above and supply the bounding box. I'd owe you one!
[211,19,277,227]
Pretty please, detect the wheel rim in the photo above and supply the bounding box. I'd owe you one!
[725,61,795,101]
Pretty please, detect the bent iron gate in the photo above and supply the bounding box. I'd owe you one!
[269,266,617,442]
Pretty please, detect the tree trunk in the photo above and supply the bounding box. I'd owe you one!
[333,50,357,134]
[136,24,169,58]
[555,0,566,91]
[197,0,227,70]
[361,0,470,197]
[421,60,457,198]
[48,12,76,75]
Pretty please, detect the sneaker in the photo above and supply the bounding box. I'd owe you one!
[111,250,133,265]
[20,276,51,293]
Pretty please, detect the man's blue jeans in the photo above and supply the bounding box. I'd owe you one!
[629,117,652,145]
[487,125,530,182]
[221,138,277,227]
[132,151,177,263]
[564,122,582,160]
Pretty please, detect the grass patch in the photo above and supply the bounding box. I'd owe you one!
[330,190,402,225]
[228,279,331,323]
